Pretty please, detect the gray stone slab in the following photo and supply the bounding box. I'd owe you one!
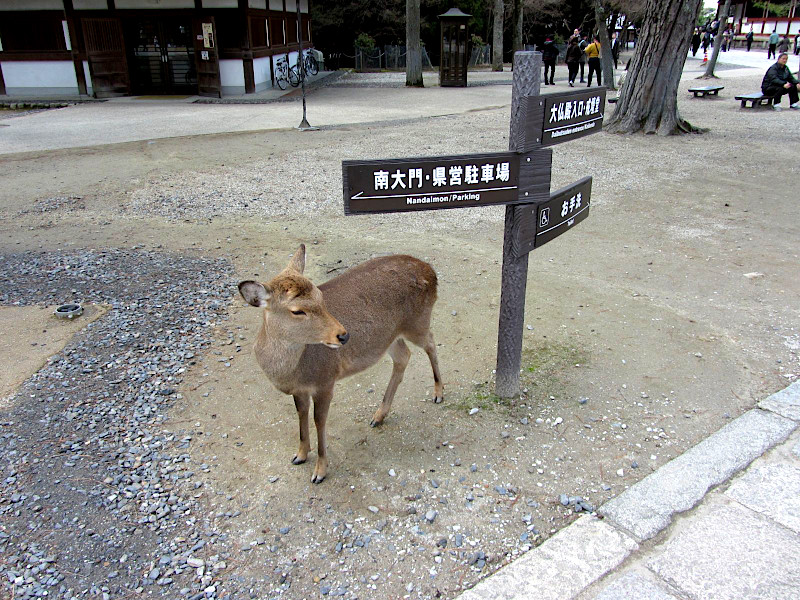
[648,502,800,600]
[599,408,797,540]
[726,462,800,533]
[760,381,800,420]
[794,439,800,459]
[457,516,638,600]
[589,570,679,600]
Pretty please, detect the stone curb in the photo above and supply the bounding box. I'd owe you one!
[455,381,800,600]
[599,407,797,541]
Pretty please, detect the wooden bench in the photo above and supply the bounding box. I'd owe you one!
[735,93,776,108]
[607,96,618,104]
[688,85,724,98]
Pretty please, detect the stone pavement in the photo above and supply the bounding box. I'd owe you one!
[457,381,800,600]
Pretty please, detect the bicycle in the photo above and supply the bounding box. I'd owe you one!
[302,50,319,76]
[274,56,300,90]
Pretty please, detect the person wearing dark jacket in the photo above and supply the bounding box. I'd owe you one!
[691,29,701,56]
[565,37,582,87]
[541,38,559,85]
[746,30,754,52]
[761,53,800,110]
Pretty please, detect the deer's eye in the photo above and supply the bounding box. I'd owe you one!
[290,309,306,316]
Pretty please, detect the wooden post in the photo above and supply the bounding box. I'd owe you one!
[495,51,541,399]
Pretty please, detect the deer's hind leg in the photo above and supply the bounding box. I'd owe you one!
[370,337,411,428]
[405,329,443,404]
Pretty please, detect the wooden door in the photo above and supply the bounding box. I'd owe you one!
[82,18,130,98]
[192,17,222,98]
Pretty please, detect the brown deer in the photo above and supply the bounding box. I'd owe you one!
[238,245,443,483]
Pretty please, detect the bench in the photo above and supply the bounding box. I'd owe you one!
[688,85,724,98]
[607,96,618,104]
[735,93,776,108]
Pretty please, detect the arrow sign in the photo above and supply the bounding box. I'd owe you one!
[342,149,552,215]
[515,88,607,152]
[512,176,592,257]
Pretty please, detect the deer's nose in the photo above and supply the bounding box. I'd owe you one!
[337,332,350,345]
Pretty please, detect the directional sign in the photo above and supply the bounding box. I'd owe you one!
[512,176,592,257]
[515,88,606,152]
[342,150,552,215]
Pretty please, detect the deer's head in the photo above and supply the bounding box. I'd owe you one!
[239,245,349,348]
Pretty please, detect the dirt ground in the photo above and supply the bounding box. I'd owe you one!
[1,69,799,599]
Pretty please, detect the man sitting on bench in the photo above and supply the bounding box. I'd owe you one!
[762,53,800,111]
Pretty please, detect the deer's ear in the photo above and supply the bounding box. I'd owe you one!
[239,281,271,308]
[287,244,306,274]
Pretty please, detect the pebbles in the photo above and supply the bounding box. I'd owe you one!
[0,249,231,599]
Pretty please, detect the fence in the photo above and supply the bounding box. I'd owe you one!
[354,45,435,71]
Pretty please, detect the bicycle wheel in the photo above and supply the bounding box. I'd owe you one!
[288,65,301,87]
[276,70,288,90]
[305,56,319,76]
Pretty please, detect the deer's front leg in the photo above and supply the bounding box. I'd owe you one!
[311,387,333,484]
[292,393,311,465]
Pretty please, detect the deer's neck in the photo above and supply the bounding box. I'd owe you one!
[254,312,306,391]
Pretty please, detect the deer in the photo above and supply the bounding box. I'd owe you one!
[238,244,443,483]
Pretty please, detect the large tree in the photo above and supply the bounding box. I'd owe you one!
[593,0,616,90]
[699,0,731,79]
[492,0,504,71]
[406,0,423,86]
[605,0,703,135]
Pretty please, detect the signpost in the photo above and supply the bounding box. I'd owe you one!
[342,150,552,215]
[341,51,606,398]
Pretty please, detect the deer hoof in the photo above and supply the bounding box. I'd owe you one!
[311,473,326,484]
[369,419,382,428]
[291,455,307,465]
[433,396,444,404]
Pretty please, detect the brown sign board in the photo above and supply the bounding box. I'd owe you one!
[342,150,552,215]
[512,176,592,257]
[516,88,606,152]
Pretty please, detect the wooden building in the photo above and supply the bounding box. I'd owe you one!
[0,0,313,98]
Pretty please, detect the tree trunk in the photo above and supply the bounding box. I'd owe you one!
[513,0,523,53]
[605,0,703,135]
[492,0,504,71]
[701,0,732,78]
[594,1,616,90]
[406,0,423,87]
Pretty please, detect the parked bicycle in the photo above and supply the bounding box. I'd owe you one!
[274,55,300,90]
[275,51,318,90]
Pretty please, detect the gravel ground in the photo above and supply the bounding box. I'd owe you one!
[1,65,798,600]
[0,249,234,599]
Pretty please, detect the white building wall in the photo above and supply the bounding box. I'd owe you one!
[249,0,267,9]
[73,0,108,9]
[0,0,63,9]
[203,0,238,8]
[252,55,272,92]
[219,59,245,95]
[115,0,194,8]
[1,61,79,96]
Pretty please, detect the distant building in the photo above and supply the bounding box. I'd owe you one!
[720,1,799,39]
[0,0,313,98]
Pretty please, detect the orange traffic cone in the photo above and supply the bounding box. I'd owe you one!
[703,48,708,63]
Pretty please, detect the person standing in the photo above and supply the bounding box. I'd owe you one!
[584,35,602,87]
[565,37,582,87]
[541,37,559,85]
[768,30,780,60]
[611,32,620,69]
[794,33,799,55]
[691,29,701,57]
[778,35,790,55]
[578,34,588,83]
[761,53,800,111]
[746,29,754,52]
[702,29,712,54]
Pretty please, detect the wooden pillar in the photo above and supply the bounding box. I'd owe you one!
[63,0,88,95]
[495,51,542,399]
[240,0,255,93]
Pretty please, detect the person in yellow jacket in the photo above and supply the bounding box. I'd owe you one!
[584,35,602,87]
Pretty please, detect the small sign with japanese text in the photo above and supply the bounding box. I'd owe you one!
[512,176,592,256]
[342,150,551,215]
[517,88,606,151]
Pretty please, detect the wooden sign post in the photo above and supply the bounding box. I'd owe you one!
[341,51,606,400]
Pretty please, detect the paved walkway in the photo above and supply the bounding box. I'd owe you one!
[458,381,800,600]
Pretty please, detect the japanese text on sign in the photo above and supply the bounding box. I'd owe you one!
[372,161,511,194]
[548,97,602,125]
